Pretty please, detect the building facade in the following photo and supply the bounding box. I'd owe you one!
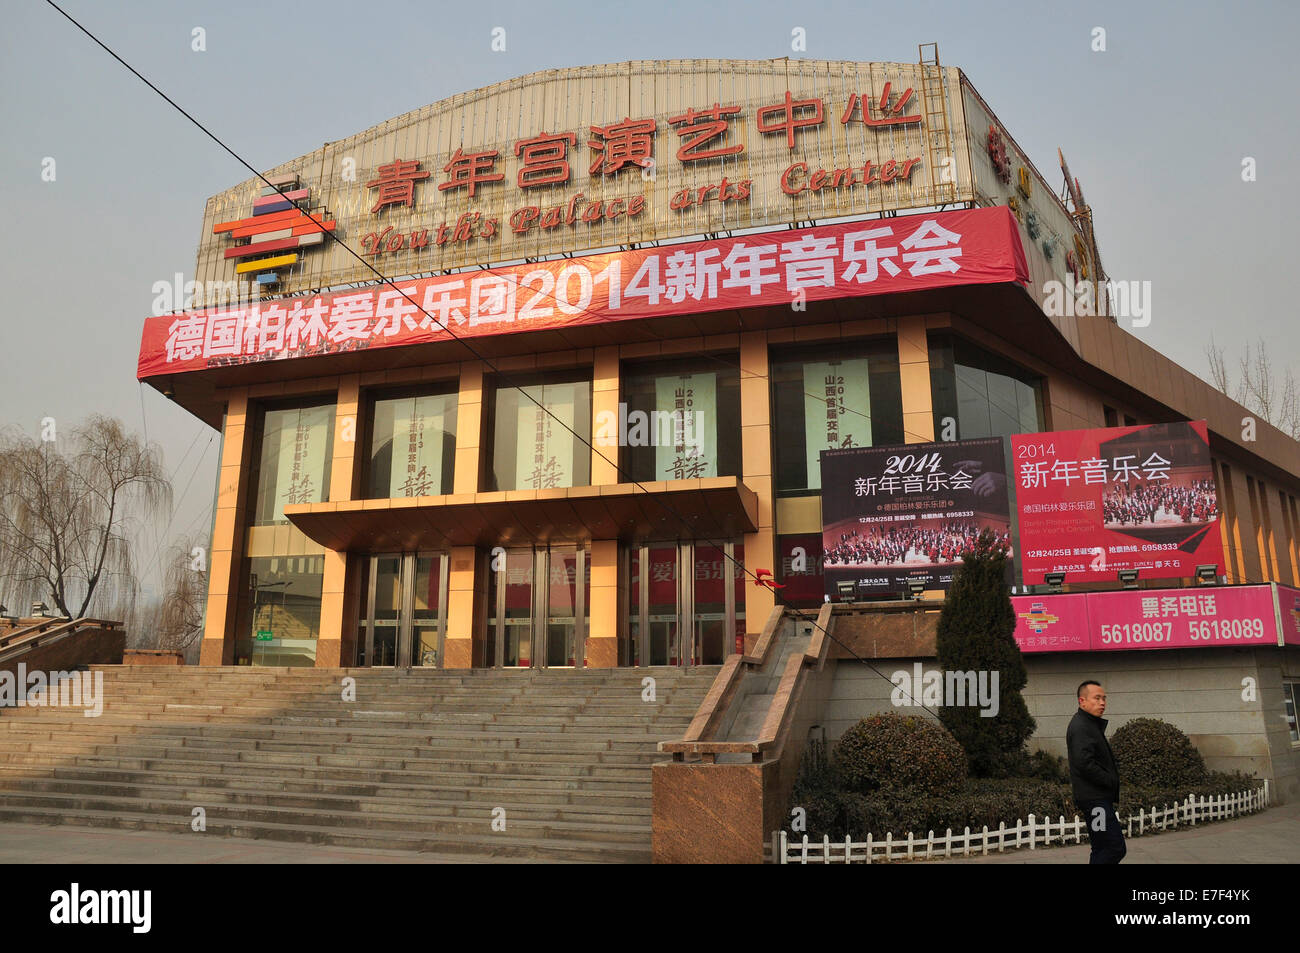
[137,58,1300,789]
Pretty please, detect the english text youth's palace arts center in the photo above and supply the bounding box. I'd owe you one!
[140,57,1300,799]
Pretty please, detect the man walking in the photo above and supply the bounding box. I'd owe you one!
[1067,680,1126,863]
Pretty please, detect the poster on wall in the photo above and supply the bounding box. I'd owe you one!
[515,382,576,489]
[389,395,447,497]
[273,406,330,508]
[820,437,1013,597]
[1013,420,1223,585]
[802,359,872,490]
[654,372,717,480]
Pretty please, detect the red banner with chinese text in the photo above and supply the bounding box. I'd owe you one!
[138,207,1028,379]
[1012,421,1224,585]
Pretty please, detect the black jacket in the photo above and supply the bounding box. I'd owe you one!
[1066,708,1120,805]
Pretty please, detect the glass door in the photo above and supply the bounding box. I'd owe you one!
[408,554,444,667]
[368,555,403,666]
[545,547,586,667]
[358,552,448,667]
[487,546,588,668]
[691,542,743,664]
[624,540,742,667]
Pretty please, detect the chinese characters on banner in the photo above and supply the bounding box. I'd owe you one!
[139,207,1029,379]
[515,382,577,490]
[819,437,1012,597]
[653,372,717,480]
[1011,585,1287,653]
[1012,420,1223,585]
[273,406,330,508]
[389,395,448,497]
[802,359,871,489]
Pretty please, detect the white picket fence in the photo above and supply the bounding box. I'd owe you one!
[773,781,1270,864]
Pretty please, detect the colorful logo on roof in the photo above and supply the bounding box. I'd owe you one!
[212,173,335,287]
[1018,601,1059,635]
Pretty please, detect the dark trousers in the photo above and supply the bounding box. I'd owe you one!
[1078,800,1127,864]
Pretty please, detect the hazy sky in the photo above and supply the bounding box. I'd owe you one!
[2,0,1296,593]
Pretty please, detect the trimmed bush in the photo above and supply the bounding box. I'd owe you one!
[789,771,1260,841]
[832,713,967,797]
[1025,748,1071,784]
[935,529,1036,777]
[1110,717,1207,788]
[1121,771,1258,815]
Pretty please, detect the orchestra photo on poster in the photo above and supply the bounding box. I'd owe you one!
[820,437,1013,598]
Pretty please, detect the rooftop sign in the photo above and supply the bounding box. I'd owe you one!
[192,59,974,303]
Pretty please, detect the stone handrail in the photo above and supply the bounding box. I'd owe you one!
[0,618,120,661]
[660,602,831,763]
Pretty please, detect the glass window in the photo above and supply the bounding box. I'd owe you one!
[251,402,335,525]
[366,388,458,498]
[771,340,903,495]
[240,555,325,667]
[1284,683,1299,744]
[929,335,1043,441]
[621,357,741,483]
[484,371,592,491]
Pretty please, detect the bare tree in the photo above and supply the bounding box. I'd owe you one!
[1205,336,1300,440]
[153,533,208,654]
[0,415,171,619]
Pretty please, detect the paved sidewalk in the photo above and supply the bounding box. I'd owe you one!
[932,799,1300,864]
[0,822,553,864]
[2,802,1296,864]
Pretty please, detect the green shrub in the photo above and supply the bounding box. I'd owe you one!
[1110,717,1207,788]
[787,761,1259,841]
[935,529,1037,777]
[832,713,967,797]
[1120,770,1259,815]
[1024,749,1070,784]
[819,778,1077,839]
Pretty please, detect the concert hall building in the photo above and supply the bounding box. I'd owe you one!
[138,56,1300,792]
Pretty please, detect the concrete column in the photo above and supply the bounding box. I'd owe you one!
[444,545,477,668]
[591,346,620,485]
[740,332,775,636]
[316,376,361,668]
[200,390,253,666]
[1213,460,1239,583]
[587,539,619,667]
[1221,463,1251,582]
[454,361,483,494]
[897,316,935,443]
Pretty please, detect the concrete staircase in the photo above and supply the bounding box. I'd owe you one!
[0,665,719,862]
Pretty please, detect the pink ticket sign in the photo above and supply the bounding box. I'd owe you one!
[1086,586,1276,651]
[1011,584,1285,653]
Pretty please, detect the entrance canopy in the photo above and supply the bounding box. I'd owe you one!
[284,476,758,551]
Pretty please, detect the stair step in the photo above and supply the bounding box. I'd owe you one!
[0,665,720,860]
